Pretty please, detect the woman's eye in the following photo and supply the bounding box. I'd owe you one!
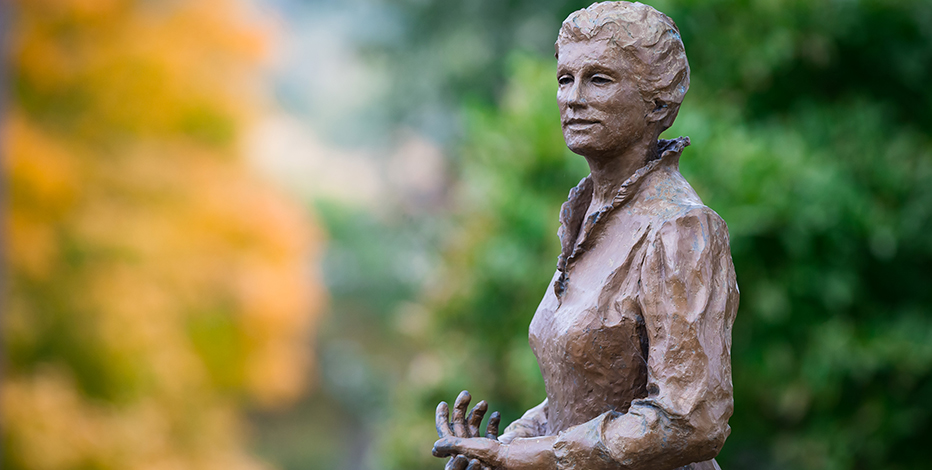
[558,75,573,86]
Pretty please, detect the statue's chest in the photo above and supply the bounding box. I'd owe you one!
[530,216,651,367]
[529,291,649,433]
[530,295,644,380]
[527,219,652,432]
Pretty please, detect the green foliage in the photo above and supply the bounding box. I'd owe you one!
[376,1,932,469]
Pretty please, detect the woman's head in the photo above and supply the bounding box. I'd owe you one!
[556,1,689,131]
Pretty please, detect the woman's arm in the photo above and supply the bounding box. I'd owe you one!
[434,434,560,470]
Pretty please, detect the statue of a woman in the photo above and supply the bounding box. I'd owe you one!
[432,3,738,469]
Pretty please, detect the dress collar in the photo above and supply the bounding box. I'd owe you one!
[554,136,690,296]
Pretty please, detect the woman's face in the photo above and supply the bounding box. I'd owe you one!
[556,39,652,159]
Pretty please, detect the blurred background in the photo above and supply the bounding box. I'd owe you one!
[3,0,932,469]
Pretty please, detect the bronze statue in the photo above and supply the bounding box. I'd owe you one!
[432,2,739,469]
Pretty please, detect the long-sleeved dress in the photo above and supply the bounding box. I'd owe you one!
[503,137,739,470]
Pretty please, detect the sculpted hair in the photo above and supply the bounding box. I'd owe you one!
[556,1,690,128]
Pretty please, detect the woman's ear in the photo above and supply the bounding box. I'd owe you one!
[647,98,671,123]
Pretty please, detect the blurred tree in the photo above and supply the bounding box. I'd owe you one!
[374,1,932,469]
[3,1,324,469]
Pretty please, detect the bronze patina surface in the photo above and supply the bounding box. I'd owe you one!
[433,3,739,469]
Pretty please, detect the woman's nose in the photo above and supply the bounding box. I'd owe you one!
[565,82,587,107]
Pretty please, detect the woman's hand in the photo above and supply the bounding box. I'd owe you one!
[496,432,519,445]
[435,391,502,470]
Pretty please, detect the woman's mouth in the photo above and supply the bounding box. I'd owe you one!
[564,118,600,130]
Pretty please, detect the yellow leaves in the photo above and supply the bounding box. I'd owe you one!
[8,211,58,281]
[4,0,324,467]
[3,367,273,470]
[10,0,264,143]
[244,340,310,408]
[3,369,109,470]
[11,26,74,93]
[4,113,79,215]
[4,114,80,280]
[10,0,127,21]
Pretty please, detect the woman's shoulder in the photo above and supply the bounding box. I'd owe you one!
[642,200,732,264]
[657,203,729,235]
[636,167,724,224]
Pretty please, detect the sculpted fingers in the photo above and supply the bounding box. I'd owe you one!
[436,402,454,438]
[466,400,488,437]
[465,459,482,470]
[452,391,471,437]
[485,411,501,440]
[445,455,468,470]
[433,437,459,458]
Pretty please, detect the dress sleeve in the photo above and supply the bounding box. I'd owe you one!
[502,399,549,441]
[552,207,739,470]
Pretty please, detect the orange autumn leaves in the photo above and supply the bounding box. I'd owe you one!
[4,0,324,469]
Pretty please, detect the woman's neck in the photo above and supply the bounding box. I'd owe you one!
[584,137,657,208]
